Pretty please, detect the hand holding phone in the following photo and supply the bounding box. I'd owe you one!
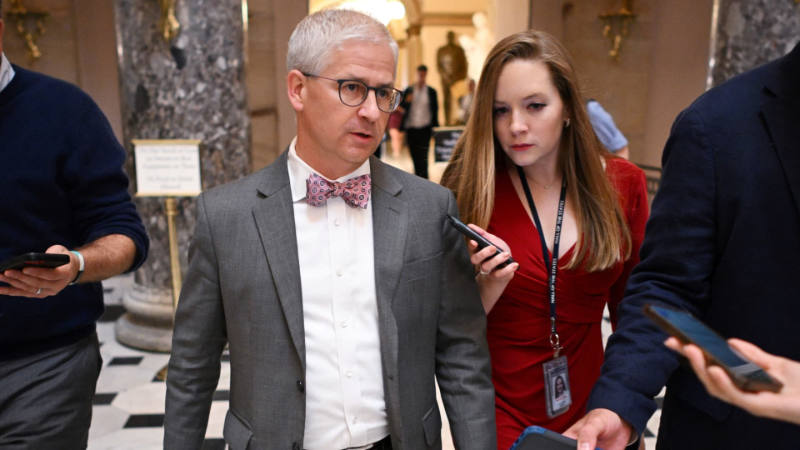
[511,426,596,450]
[0,252,70,272]
[447,215,515,270]
[667,336,800,426]
[644,303,783,392]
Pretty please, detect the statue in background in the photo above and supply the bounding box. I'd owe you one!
[459,12,494,85]
[436,31,468,126]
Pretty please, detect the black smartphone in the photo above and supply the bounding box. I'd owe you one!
[644,303,783,393]
[0,252,70,272]
[447,214,515,269]
[511,426,593,450]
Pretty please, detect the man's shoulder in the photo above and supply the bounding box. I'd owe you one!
[201,159,284,208]
[372,158,451,202]
[9,65,101,122]
[688,57,779,119]
[13,65,92,102]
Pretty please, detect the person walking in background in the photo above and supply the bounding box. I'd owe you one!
[586,99,629,159]
[440,30,648,449]
[164,9,495,450]
[401,64,439,179]
[565,41,800,450]
[0,5,150,447]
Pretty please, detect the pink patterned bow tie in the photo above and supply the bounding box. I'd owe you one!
[306,173,371,209]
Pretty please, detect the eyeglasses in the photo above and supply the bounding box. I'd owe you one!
[302,73,404,113]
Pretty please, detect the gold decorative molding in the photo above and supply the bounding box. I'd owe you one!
[421,12,474,27]
[6,0,48,61]
[599,0,636,61]
[158,0,180,43]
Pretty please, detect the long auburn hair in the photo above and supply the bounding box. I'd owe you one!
[440,30,630,271]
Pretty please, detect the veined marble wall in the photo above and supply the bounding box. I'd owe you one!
[113,0,250,351]
[710,0,800,87]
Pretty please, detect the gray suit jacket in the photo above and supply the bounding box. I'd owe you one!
[164,152,496,450]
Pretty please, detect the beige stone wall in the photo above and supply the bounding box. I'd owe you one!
[246,0,307,171]
[642,0,712,167]
[1,0,122,140]
[530,0,712,167]
[2,0,78,82]
[562,0,656,165]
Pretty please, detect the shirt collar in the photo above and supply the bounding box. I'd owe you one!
[287,137,372,203]
[0,53,16,94]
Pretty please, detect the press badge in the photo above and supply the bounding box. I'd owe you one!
[543,355,572,418]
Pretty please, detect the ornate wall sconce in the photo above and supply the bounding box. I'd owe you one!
[6,0,49,61]
[158,0,180,43]
[599,0,636,61]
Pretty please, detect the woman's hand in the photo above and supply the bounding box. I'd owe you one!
[466,224,519,313]
[0,245,79,298]
[665,337,800,426]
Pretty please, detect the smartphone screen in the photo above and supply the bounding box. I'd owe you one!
[650,305,748,367]
[446,215,515,268]
[645,304,782,392]
[512,425,591,450]
[0,252,70,272]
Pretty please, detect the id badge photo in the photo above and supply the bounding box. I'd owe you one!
[543,355,572,418]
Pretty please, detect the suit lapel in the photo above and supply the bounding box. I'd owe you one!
[762,44,800,218]
[252,152,306,368]
[370,158,407,401]
[248,155,410,381]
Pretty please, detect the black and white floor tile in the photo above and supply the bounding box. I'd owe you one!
[89,274,222,449]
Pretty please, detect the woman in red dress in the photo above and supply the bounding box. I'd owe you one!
[440,30,649,449]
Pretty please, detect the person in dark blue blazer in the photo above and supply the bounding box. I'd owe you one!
[565,41,800,450]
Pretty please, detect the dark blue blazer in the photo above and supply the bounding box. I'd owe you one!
[588,42,800,449]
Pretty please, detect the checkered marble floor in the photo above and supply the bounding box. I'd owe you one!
[90,274,662,449]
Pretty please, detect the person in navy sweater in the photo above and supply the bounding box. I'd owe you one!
[0,9,149,448]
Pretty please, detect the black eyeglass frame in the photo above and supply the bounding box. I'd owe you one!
[302,72,404,113]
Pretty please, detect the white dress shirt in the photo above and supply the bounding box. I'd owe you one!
[287,139,389,449]
[0,53,16,93]
[406,84,432,128]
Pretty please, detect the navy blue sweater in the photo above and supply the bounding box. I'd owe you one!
[0,66,149,359]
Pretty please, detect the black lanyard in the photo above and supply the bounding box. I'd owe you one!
[516,165,567,357]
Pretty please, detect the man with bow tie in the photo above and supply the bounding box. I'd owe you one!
[164,9,495,450]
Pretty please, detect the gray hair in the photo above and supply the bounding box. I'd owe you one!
[287,9,398,75]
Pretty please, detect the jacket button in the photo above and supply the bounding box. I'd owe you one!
[297,379,305,393]
[292,442,300,450]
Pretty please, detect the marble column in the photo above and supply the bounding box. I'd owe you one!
[406,24,423,83]
[708,0,800,88]
[113,0,250,351]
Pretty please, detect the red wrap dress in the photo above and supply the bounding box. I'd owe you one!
[486,158,649,449]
